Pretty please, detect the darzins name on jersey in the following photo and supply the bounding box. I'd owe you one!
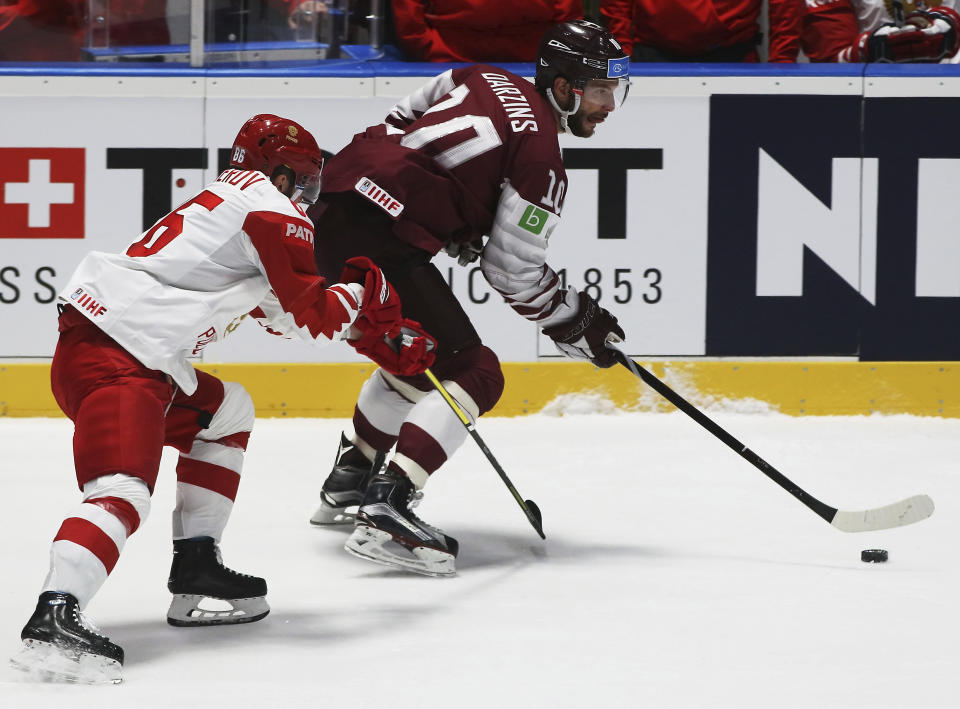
[481,72,538,134]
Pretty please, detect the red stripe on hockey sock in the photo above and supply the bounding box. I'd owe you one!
[353,407,399,452]
[86,496,141,536]
[215,431,250,451]
[176,457,241,501]
[393,422,448,477]
[54,517,121,574]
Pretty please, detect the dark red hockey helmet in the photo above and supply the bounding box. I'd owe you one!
[230,114,323,203]
[535,20,630,104]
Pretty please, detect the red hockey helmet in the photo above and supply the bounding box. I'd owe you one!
[230,114,324,204]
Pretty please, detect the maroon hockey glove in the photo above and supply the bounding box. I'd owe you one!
[444,238,484,266]
[349,318,437,377]
[340,256,402,337]
[542,291,625,369]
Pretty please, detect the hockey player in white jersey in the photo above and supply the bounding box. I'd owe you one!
[10,114,435,685]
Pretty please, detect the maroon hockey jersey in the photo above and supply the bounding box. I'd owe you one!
[317,65,566,256]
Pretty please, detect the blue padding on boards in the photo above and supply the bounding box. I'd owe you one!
[0,61,916,79]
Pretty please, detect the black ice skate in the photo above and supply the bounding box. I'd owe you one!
[10,591,123,684]
[310,433,384,525]
[166,537,269,627]
[344,471,458,577]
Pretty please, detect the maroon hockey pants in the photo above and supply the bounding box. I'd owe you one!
[312,192,504,415]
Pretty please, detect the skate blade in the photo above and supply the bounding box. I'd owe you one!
[309,502,358,526]
[10,639,122,685]
[344,525,456,578]
[167,594,270,627]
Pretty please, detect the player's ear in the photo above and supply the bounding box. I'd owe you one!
[271,168,293,197]
[552,76,572,108]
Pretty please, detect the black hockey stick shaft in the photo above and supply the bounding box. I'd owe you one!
[424,368,546,539]
[611,348,838,524]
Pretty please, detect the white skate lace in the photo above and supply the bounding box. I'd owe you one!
[213,543,257,580]
[404,490,447,539]
[74,607,107,640]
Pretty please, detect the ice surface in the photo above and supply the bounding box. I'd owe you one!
[1,410,958,708]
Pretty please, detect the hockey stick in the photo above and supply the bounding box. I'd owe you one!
[607,342,934,533]
[423,368,546,539]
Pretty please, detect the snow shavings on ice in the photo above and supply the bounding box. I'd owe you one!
[540,365,778,416]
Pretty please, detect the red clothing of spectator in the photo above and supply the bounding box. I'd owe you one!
[0,1,85,60]
[601,0,804,62]
[0,0,168,62]
[801,0,859,61]
[391,0,580,62]
[801,1,960,63]
[108,0,170,46]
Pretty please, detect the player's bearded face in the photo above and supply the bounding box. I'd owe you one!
[568,80,619,138]
[568,103,607,138]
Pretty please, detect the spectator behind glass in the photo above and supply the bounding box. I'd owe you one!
[0,0,169,61]
[601,0,804,62]
[0,1,84,61]
[209,0,324,42]
[391,0,581,61]
[801,0,960,62]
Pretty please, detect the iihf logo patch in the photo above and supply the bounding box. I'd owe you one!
[68,286,107,317]
[354,177,404,218]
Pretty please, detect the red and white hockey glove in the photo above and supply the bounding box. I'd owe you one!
[542,291,625,369]
[339,256,402,337]
[842,7,960,62]
[349,318,437,377]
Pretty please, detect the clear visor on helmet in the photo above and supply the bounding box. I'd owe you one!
[581,77,631,108]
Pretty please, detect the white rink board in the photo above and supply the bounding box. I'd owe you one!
[0,77,713,361]
[3,72,957,361]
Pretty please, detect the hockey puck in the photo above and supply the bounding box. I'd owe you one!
[861,549,888,563]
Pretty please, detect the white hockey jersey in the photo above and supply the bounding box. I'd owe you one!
[60,169,363,395]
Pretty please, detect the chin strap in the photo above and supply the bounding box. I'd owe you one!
[546,88,581,134]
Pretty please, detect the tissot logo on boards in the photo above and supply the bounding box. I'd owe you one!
[0,148,85,238]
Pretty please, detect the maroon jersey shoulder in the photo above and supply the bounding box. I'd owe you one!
[317,65,566,252]
[437,65,566,203]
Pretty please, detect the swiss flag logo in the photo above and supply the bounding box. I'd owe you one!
[0,148,85,238]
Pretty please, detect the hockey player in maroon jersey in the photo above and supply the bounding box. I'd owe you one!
[10,115,434,684]
[306,20,629,577]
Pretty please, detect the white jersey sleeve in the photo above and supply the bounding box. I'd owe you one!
[250,282,363,340]
[479,182,579,328]
[384,69,458,130]
[60,170,360,394]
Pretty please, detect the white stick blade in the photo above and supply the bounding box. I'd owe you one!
[830,494,935,533]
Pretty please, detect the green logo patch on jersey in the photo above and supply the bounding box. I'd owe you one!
[519,205,549,235]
